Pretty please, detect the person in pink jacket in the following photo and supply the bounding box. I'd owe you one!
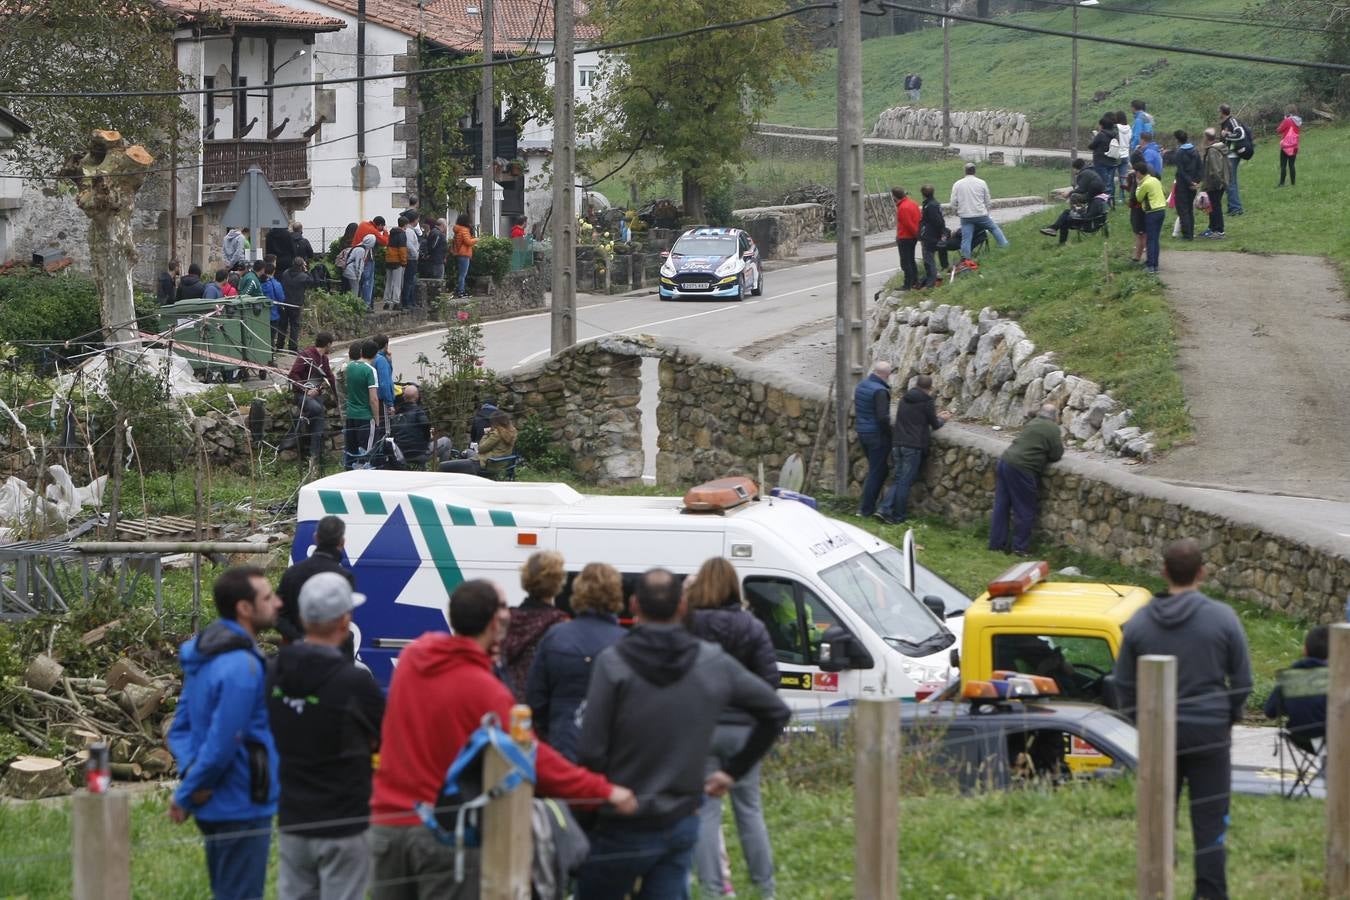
[1277,104,1302,187]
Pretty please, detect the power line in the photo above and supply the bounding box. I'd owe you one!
[876,1,1350,73]
[1017,0,1333,36]
[0,4,838,100]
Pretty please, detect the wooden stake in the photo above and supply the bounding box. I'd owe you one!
[854,699,900,899]
[480,735,534,899]
[1326,625,1350,895]
[1136,654,1176,900]
[73,791,131,900]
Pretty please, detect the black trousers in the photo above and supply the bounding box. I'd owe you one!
[1175,183,1197,239]
[898,239,919,288]
[296,395,327,461]
[1177,724,1232,900]
[280,304,302,352]
[1206,187,1226,234]
[1279,149,1297,185]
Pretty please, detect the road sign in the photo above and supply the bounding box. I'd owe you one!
[220,166,289,260]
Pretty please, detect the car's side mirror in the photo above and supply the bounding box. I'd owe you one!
[819,626,872,672]
[949,647,961,670]
[660,250,670,258]
[922,594,946,620]
[1101,674,1122,711]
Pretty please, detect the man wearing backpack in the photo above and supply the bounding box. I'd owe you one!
[1218,103,1249,216]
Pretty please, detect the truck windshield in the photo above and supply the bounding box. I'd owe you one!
[819,553,952,655]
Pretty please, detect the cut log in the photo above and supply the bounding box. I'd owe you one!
[105,659,152,692]
[109,737,135,764]
[25,654,65,692]
[117,683,164,722]
[79,620,122,646]
[109,762,143,781]
[158,713,175,741]
[56,726,103,749]
[139,748,174,776]
[1,756,73,800]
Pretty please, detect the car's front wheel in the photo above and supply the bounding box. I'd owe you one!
[734,273,746,302]
[750,266,764,296]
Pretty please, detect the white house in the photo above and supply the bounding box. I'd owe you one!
[0,107,31,264]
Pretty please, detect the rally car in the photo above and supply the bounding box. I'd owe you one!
[658,226,763,301]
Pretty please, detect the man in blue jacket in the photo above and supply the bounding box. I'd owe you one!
[168,566,282,900]
[373,334,396,420]
[853,360,893,519]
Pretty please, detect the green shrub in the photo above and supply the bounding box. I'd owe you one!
[515,413,572,473]
[304,289,368,340]
[0,272,158,363]
[467,236,512,282]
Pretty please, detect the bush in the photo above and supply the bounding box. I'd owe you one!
[467,236,512,282]
[0,272,158,364]
[304,289,368,340]
[515,413,572,473]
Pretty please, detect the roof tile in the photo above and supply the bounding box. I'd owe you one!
[158,0,347,31]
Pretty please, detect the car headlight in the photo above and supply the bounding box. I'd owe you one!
[714,257,741,278]
[660,259,676,277]
[901,661,950,684]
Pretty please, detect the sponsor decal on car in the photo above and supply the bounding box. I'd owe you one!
[813,672,839,692]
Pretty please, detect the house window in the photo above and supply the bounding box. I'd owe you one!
[578,68,598,89]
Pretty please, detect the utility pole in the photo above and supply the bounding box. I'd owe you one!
[942,0,951,148]
[1070,1,1098,163]
[480,0,496,236]
[835,0,865,493]
[550,0,577,354]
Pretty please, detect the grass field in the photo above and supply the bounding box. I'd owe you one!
[765,0,1308,138]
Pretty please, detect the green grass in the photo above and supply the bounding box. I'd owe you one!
[766,0,1307,140]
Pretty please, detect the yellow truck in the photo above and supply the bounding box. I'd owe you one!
[945,560,1151,705]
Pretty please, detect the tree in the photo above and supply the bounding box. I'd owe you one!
[1249,1,1350,107]
[580,0,814,221]
[0,0,190,180]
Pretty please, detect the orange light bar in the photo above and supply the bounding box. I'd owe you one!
[962,680,999,699]
[517,533,538,546]
[986,560,1050,598]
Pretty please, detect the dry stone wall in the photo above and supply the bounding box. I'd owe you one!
[872,107,1030,147]
[870,294,1156,460]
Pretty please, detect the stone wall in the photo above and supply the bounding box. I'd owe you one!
[476,266,546,317]
[872,107,1031,147]
[869,295,1156,460]
[733,203,828,260]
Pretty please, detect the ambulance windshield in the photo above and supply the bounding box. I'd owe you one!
[819,553,952,655]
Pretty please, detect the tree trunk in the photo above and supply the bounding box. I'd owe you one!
[681,174,705,224]
[24,654,65,692]
[61,130,155,355]
[2,757,73,800]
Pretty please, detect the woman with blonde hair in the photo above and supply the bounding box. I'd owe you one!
[685,556,779,900]
[524,562,627,762]
[501,550,569,701]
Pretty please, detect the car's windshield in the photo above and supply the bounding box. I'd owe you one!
[1081,710,1139,761]
[819,552,951,655]
[672,236,737,257]
[872,547,973,616]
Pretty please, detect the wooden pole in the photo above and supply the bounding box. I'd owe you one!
[481,734,534,899]
[1326,624,1350,895]
[854,699,900,899]
[1136,654,1176,900]
[73,791,131,900]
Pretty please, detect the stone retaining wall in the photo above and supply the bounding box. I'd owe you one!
[869,295,1156,460]
[733,203,829,260]
[872,107,1031,147]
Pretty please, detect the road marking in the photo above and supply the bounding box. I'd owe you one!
[389,297,645,349]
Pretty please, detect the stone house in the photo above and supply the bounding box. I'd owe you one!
[0,107,31,264]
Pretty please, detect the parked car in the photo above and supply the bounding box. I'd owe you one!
[658,226,762,301]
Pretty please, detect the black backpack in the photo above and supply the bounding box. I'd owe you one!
[1239,128,1255,160]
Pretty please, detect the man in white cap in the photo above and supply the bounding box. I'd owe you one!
[267,572,385,900]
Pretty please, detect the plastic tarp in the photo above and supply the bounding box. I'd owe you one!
[0,464,107,540]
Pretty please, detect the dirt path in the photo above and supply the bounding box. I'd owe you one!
[1142,251,1350,501]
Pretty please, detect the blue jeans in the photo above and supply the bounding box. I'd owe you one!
[1117,159,1131,199]
[1227,156,1243,213]
[455,255,471,295]
[959,215,1008,259]
[1142,209,1165,271]
[359,262,376,308]
[1094,165,1117,205]
[196,816,272,900]
[857,432,890,517]
[578,815,700,900]
[989,459,1038,554]
[881,446,924,521]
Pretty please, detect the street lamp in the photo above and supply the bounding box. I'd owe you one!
[1070,0,1098,163]
[274,48,307,77]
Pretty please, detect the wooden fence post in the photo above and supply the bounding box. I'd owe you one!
[854,698,900,899]
[1326,624,1350,895]
[480,734,534,900]
[73,791,130,900]
[1136,654,1176,900]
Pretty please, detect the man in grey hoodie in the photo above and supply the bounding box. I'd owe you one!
[576,569,790,900]
[1113,538,1252,900]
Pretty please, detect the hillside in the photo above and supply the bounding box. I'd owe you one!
[767,0,1309,143]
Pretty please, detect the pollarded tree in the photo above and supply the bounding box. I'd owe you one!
[581,0,815,221]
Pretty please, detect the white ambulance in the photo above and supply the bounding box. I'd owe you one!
[291,471,961,711]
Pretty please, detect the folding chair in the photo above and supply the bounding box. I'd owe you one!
[1272,665,1328,798]
[485,454,521,481]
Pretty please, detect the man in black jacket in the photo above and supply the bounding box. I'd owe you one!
[175,263,207,301]
[278,258,310,353]
[268,572,384,900]
[290,222,314,262]
[577,570,789,899]
[277,515,357,645]
[1040,159,1108,244]
[1172,130,1204,241]
[917,184,948,288]
[267,225,297,273]
[157,261,180,305]
[879,374,951,523]
[1113,539,1252,900]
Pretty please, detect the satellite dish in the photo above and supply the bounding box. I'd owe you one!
[779,453,805,493]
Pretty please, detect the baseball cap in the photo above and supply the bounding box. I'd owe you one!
[299,571,366,626]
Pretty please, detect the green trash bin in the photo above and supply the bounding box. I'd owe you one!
[159,298,274,376]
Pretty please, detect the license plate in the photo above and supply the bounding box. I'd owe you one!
[682,282,710,290]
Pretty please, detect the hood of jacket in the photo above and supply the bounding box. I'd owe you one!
[616,623,701,687]
[178,274,203,290]
[179,619,256,676]
[270,641,349,696]
[1145,589,1209,629]
[360,234,377,251]
[901,387,932,406]
[399,631,490,679]
[1288,115,1303,127]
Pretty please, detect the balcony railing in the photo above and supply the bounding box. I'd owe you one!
[201,139,310,199]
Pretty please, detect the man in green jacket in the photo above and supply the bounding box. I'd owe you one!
[989,403,1064,555]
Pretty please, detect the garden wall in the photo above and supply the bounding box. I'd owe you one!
[872,107,1030,147]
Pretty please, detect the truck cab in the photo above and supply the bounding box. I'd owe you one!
[952,560,1151,703]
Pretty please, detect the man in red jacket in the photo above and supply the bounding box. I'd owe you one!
[370,579,636,898]
[893,186,921,291]
[352,217,390,248]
